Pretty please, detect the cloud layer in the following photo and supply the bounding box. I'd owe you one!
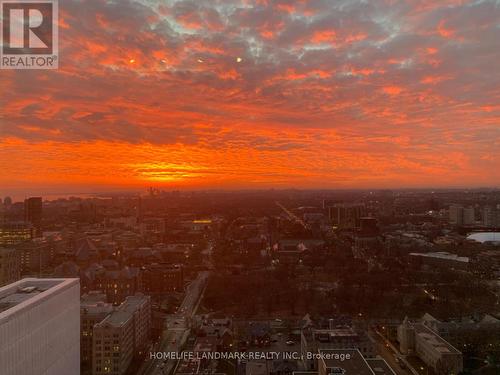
[1,0,499,193]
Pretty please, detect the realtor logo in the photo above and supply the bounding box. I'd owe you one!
[1,0,58,69]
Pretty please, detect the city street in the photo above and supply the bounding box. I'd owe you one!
[369,329,413,375]
[141,271,210,375]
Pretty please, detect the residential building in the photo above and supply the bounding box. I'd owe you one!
[483,205,500,227]
[449,205,475,226]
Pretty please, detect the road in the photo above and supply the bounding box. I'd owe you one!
[276,201,311,230]
[369,328,413,375]
[142,271,210,375]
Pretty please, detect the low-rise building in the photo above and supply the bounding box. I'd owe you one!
[409,251,469,271]
[142,263,183,294]
[317,349,387,375]
[81,292,113,374]
[92,266,142,305]
[92,294,151,375]
[301,325,375,371]
[398,317,463,375]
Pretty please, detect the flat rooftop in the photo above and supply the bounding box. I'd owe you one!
[314,327,358,337]
[0,278,79,318]
[95,294,149,328]
[318,349,374,375]
[366,359,396,375]
[414,323,461,354]
[102,310,133,327]
[409,251,469,263]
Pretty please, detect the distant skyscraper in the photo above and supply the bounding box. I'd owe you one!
[24,197,43,236]
[0,278,80,375]
[449,205,475,226]
[3,196,12,207]
[483,206,500,227]
[326,203,365,229]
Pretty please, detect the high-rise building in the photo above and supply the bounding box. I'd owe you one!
[483,205,500,227]
[326,203,365,229]
[0,278,80,375]
[3,196,12,208]
[24,197,43,236]
[0,248,20,287]
[449,204,475,226]
[92,294,151,375]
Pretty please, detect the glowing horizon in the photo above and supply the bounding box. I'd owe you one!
[1,0,499,196]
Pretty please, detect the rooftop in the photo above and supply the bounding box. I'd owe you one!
[413,323,461,354]
[366,359,396,375]
[318,349,375,375]
[0,278,79,318]
[409,251,469,263]
[102,310,133,327]
[95,294,149,328]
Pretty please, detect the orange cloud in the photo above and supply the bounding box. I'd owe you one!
[382,86,403,95]
[0,0,498,195]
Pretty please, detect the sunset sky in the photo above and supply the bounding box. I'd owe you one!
[1,0,499,197]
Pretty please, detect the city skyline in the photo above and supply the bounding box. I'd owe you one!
[1,0,500,195]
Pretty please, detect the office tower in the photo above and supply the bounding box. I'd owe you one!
[92,294,151,375]
[0,248,20,287]
[0,278,80,375]
[327,203,365,229]
[24,197,43,236]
